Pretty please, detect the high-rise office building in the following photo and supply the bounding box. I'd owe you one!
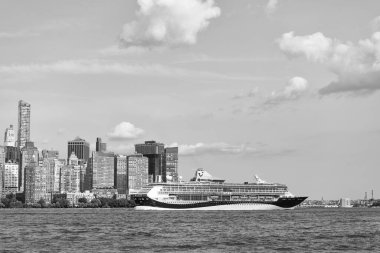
[24,164,36,203]
[41,149,59,159]
[20,141,39,192]
[135,141,165,183]
[127,153,148,194]
[115,155,127,194]
[4,146,20,163]
[60,165,80,193]
[96,137,107,152]
[53,159,65,193]
[67,137,90,163]
[59,152,82,193]
[79,162,86,193]
[40,157,61,198]
[68,152,79,166]
[84,159,92,191]
[17,100,31,149]
[24,165,49,203]
[4,125,16,147]
[66,153,86,192]
[165,147,179,182]
[3,162,19,195]
[0,146,5,197]
[87,151,115,190]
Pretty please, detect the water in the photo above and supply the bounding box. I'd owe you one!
[0,208,379,252]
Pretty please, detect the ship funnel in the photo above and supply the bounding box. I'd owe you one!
[254,175,267,184]
[195,169,214,181]
[190,168,225,183]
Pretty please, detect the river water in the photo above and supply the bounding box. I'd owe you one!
[0,208,379,252]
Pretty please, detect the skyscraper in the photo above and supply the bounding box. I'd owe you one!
[127,154,148,194]
[40,157,63,199]
[4,124,16,147]
[53,159,65,193]
[0,146,5,197]
[60,166,80,193]
[24,165,36,203]
[67,137,90,163]
[4,146,20,163]
[3,162,19,195]
[115,155,127,194]
[135,141,165,183]
[165,147,179,182]
[96,137,107,152]
[87,151,115,190]
[20,141,39,192]
[17,100,31,149]
[59,152,82,193]
[25,165,49,204]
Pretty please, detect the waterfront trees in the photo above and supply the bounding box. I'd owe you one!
[1,193,23,208]
[78,197,88,204]
[90,198,101,207]
[38,198,47,208]
[0,194,135,208]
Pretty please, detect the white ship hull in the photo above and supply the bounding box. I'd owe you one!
[135,202,294,211]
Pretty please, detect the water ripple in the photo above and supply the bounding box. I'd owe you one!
[0,208,379,252]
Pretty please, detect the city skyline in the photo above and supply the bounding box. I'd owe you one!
[1,0,380,200]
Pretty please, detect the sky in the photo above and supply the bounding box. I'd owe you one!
[0,0,379,200]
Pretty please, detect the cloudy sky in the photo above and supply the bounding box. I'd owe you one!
[1,0,379,200]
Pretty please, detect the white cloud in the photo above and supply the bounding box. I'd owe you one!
[0,59,269,82]
[120,0,221,48]
[245,77,309,114]
[265,76,309,105]
[278,32,332,62]
[169,142,295,157]
[278,31,380,94]
[0,59,189,76]
[107,122,144,140]
[265,0,278,15]
[0,31,39,39]
[169,142,257,156]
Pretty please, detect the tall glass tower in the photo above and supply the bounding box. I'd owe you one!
[67,137,90,163]
[17,100,31,149]
[96,137,107,152]
[135,141,165,183]
[165,147,179,182]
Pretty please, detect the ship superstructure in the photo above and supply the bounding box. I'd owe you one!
[132,168,307,210]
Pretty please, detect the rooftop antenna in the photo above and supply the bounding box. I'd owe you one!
[372,189,374,200]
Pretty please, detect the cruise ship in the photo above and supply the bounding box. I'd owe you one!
[132,169,307,210]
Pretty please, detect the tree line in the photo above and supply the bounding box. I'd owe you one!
[0,193,136,208]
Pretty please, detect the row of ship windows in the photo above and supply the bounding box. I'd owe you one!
[160,188,285,193]
[161,193,280,197]
[171,195,276,201]
[161,186,285,190]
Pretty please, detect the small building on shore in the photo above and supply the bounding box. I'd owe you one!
[339,198,353,208]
